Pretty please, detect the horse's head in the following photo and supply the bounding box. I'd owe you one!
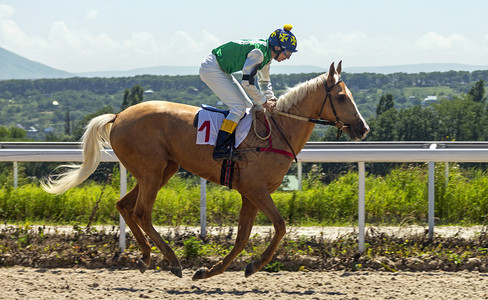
[321,61,369,141]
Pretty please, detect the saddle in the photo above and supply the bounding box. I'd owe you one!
[193,105,252,148]
[193,105,246,189]
[199,104,229,117]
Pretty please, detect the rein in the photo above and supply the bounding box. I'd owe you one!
[275,79,349,139]
[238,77,349,162]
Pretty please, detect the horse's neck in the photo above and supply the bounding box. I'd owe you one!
[277,115,315,153]
[276,93,322,153]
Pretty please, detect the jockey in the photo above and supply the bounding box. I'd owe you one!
[199,24,298,161]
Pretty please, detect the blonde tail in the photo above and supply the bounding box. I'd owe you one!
[42,114,116,194]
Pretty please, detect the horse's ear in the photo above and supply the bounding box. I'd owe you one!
[328,62,336,79]
[337,60,342,75]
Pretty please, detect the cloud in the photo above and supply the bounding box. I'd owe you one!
[411,32,488,64]
[296,31,410,67]
[37,25,217,71]
[122,31,158,54]
[86,9,98,20]
[0,19,49,51]
[0,4,15,20]
[415,32,468,50]
[293,30,488,67]
[48,21,82,49]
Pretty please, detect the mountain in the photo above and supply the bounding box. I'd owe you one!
[76,66,200,77]
[76,65,327,77]
[77,63,488,78]
[0,47,74,80]
[2,46,488,80]
[344,63,488,74]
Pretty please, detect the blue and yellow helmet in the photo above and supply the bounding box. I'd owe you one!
[268,24,298,53]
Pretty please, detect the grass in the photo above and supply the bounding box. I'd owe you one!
[1,163,488,227]
[3,163,488,273]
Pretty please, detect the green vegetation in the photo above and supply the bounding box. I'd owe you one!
[1,73,487,183]
[1,163,488,226]
[1,70,487,141]
[2,71,488,273]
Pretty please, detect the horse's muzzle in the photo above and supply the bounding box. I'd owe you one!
[347,120,370,141]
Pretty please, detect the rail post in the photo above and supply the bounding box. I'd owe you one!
[297,161,303,190]
[13,161,18,188]
[200,177,207,238]
[358,162,366,254]
[428,161,435,240]
[119,163,127,252]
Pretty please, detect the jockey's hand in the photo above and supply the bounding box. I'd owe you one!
[262,99,276,113]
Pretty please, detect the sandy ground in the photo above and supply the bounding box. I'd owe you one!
[2,225,488,299]
[1,267,487,300]
[3,224,485,239]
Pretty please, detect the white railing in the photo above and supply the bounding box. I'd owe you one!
[2,141,488,253]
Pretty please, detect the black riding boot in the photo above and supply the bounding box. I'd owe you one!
[213,130,234,161]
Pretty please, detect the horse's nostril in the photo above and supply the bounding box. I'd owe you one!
[359,125,370,136]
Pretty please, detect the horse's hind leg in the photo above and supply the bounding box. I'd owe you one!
[133,160,182,278]
[193,196,259,280]
[116,184,153,273]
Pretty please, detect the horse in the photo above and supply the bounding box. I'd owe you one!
[42,61,369,280]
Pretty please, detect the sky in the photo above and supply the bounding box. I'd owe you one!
[1,0,488,73]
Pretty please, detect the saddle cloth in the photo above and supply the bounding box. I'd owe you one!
[196,108,252,148]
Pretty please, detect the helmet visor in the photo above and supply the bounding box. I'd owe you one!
[283,50,293,59]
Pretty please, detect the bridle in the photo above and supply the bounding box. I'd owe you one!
[274,77,350,139]
[246,77,350,163]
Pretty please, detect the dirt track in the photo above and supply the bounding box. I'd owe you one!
[2,267,488,299]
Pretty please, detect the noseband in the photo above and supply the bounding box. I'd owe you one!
[317,79,349,139]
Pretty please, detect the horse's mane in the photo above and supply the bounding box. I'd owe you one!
[275,73,331,112]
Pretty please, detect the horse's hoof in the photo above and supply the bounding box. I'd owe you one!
[192,268,208,281]
[245,262,256,277]
[137,259,149,274]
[170,267,183,278]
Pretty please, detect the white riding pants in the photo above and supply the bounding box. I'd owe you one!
[199,53,253,124]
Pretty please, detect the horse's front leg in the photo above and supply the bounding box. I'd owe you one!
[192,196,258,280]
[242,188,286,277]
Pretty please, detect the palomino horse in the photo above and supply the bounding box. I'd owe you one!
[43,61,369,280]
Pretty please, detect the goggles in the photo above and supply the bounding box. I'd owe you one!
[283,50,293,59]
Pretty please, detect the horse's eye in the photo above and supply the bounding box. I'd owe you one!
[338,94,346,102]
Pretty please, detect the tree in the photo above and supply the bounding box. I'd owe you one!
[396,106,438,141]
[0,126,28,141]
[64,107,71,135]
[467,79,486,103]
[433,97,487,141]
[9,126,26,139]
[72,105,115,141]
[376,94,395,116]
[121,89,130,111]
[121,85,144,111]
[366,109,399,141]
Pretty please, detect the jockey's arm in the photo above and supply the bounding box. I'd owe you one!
[256,62,276,101]
[241,49,273,106]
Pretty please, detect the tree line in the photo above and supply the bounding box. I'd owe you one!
[0,70,487,142]
[0,71,487,183]
[366,79,486,141]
